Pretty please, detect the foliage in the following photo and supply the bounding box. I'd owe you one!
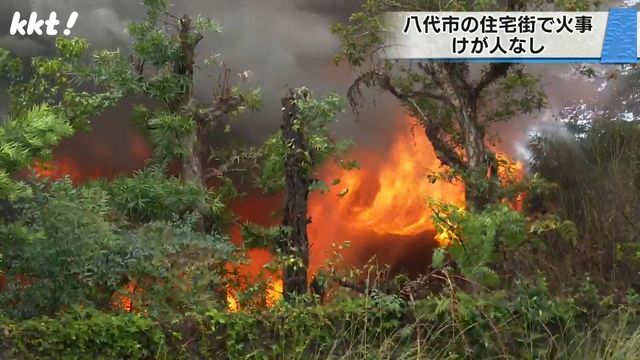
[1,279,636,359]
[118,0,262,174]
[0,0,256,322]
[528,118,640,291]
[2,37,124,130]
[0,292,405,359]
[0,177,238,320]
[411,277,582,359]
[0,1,636,359]
[0,307,163,360]
[0,106,73,201]
[330,0,558,211]
[430,202,527,287]
[0,48,21,79]
[258,90,352,193]
[105,166,233,224]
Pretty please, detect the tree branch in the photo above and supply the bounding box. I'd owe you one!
[403,99,468,171]
[197,94,244,122]
[472,63,511,99]
[347,70,451,109]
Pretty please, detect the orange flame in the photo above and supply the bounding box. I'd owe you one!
[226,276,283,312]
[306,117,466,272]
[227,116,465,310]
[226,288,240,312]
[328,128,464,236]
[32,159,86,182]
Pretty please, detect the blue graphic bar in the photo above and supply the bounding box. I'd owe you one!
[600,8,636,64]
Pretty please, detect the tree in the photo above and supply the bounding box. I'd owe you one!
[256,87,352,299]
[119,0,261,224]
[279,89,313,297]
[332,0,594,210]
[126,2,261,188]
[0,105,73,201]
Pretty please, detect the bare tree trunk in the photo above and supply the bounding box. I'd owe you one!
[458,104,498,211]
[170,15,202,187]
[426,63,500,211]
[279,90,311,299]
[165,15,209,228]
[180,129,205,188]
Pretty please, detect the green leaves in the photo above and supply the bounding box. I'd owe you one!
[107,166,207,223]
[143,0,169,17]
[430,201,527,287]
[0,174,238,319]
[258,90,351,194]
[0,48,22,79]
[193,15,223,33]
[55,37,89,59]
[146,112,196,162]
[431,247,446,269]
[0,106,73,200]
[330,0,386,66]
[4,38,127,129]
[256,134,287,193]
[240,223,282,251]
[2,308,163,359]
[484,69,547,123]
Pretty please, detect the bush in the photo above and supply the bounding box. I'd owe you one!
[1,281,630,360]
[0,308,163,360]
[0,178,238,319]
[528,119,640,290]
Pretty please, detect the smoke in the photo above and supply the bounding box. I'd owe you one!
[1,0,627,148]
[495,63,618,161]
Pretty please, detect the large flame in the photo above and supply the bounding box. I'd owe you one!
[322,124,464,237]
[306,117,466,272]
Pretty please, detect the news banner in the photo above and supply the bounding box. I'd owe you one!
[382,8,639,63]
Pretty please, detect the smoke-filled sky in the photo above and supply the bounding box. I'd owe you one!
[0,0,635,161]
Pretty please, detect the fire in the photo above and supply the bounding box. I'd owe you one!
[26,113,523,311]
[118,282,137,312]
[227,116,466,310]
[30,129,151,183]
[330,127,464,237]
[32,159,85,181]
[226,289,240,312]
[434,229,454,247]
[226,276,283,312]
[306,117,466,272]
[305,117,528,270]
[266,278,284,306]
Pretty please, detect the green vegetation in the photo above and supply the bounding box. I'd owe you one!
[0,0,638,358]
